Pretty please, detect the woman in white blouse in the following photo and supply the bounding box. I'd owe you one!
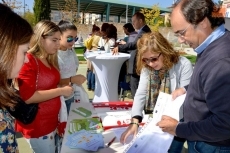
[98,23,117,52]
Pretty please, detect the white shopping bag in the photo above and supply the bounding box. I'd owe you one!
[73,85,90,103]
[59,96,67,122]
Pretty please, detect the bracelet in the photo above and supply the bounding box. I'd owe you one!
[130,122,139,127]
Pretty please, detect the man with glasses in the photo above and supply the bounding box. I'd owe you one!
[157,0,230,152]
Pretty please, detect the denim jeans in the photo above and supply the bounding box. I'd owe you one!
[65,96,74,115]
[26,131,56,153]
[87,70,95,90]
[168,136,186,153]
[187,141,230,153]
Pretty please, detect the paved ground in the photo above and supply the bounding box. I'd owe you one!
[16,63,188,153]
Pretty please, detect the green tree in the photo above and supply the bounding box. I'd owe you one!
[140,5,164,31]
[34,0,51,23]
[24,11,35,27]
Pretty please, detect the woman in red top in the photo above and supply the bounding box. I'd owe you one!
[16,20,73,153]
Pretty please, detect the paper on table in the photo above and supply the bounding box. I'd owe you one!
[97,111,149,128]
[65,130,104,151]
[124,92,186,153]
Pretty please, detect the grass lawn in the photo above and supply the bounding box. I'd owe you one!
[78,55,86,61]
[184,55,197,64]
[74,47,86,61]
[74,47,85,55]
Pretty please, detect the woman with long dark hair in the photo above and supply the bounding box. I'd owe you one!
[0,4,33,153]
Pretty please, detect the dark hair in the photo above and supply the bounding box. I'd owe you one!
[92,24,100,33]
[0,3,33,107]
[101,23,110,32]
[57,20,77,32]
[106,24,117,40]
[123,23,135,33]
[173,0,225,29]
[132,12,145,23]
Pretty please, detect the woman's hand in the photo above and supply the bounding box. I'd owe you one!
[59,85,73,97]
[72,74,86,85]
[171,87,186,100]
[120,122,139,144]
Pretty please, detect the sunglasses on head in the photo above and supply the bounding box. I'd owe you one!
[142,53,161,64]
[67,37,78,43]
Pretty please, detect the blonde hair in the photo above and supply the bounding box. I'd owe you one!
[136,31,179,76]
[28,20,61,70]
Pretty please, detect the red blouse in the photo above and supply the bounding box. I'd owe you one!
[15,53,61,138]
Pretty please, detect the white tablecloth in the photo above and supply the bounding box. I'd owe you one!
[85,52,130,102]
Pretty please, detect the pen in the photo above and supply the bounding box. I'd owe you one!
[105,136,116,148]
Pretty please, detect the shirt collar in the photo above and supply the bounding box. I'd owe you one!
[138,25,146,34]
[195,24,226,54]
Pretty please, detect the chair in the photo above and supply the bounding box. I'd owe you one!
[119,75,131,101]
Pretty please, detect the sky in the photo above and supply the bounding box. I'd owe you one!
[16,0,219,13]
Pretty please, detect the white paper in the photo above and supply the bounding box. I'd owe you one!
[124,92,186,153]
[97,111,149,127]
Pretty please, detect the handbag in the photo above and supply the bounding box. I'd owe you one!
[6,55,39,124]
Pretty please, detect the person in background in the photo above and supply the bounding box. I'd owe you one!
[112,12,151,99]
[84,24,101,51]
[16,20,73,153]
[84,24,101,91]
[98,23,117,52]
[120,32,193,153]
[118,23,138,96]
[119,23,138,45]
[157,0,230,152]
[0,4,33,153]
[57,20,86,114]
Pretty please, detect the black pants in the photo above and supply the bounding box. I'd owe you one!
[130,74,140,99]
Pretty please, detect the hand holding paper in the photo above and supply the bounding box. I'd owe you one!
[123,92,186,153]
[156,115,178,136]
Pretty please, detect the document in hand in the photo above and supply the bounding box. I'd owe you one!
[123,92,186,153]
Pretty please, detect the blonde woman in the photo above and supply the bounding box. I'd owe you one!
[16,21,73,153]
[121,32,193,152]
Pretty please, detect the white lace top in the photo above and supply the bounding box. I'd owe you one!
[58,49,79,79]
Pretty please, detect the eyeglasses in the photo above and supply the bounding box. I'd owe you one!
[142,53,161,64]
[174,24,191,38]
[67,37,78,43]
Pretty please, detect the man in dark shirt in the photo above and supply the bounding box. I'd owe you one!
[157,0,230,152]
[113,12,151,98]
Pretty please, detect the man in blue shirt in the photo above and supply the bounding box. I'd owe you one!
[157,0,230,152]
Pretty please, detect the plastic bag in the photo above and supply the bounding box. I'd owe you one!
[74,85,90,103]
[59,96,67,122]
